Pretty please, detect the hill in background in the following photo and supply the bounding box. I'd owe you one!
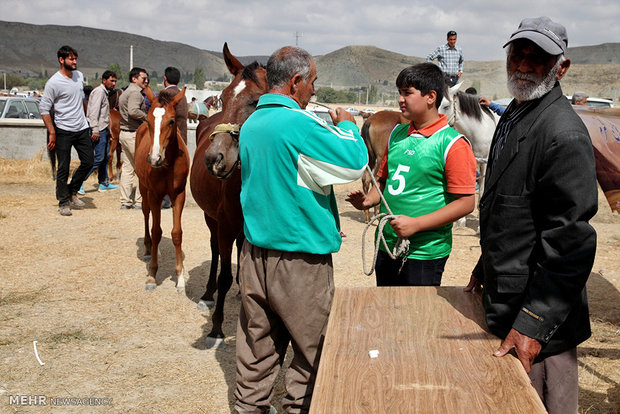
[1,20,618,101]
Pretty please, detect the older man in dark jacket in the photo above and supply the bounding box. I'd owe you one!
[466,17,597,414]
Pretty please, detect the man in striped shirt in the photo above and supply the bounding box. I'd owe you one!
[426,30,464,87]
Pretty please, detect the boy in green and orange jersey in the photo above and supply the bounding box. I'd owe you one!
[347,63,476,286]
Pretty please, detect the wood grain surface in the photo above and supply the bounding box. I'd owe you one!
[310,287,547,413]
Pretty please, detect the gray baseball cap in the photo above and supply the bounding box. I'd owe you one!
[504,16,568,55]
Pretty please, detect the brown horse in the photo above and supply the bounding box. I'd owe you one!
[108,107,122,181]
[135,86,190,292]
[360,110,408,221]
[190,43,268,348]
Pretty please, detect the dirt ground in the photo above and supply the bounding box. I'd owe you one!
[0,159,618,413]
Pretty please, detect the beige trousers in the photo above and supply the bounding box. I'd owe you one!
[234,241,334,414]
[119,130,141,206]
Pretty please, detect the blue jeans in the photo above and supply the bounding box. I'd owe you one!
[85,127,110,185]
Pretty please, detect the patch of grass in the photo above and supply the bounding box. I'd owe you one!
[47,329,102,346]
[0,287,48,307]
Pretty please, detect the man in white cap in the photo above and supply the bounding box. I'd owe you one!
[465,16,597,413]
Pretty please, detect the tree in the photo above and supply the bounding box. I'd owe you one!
[194,67,205,90]
[2,73,26,89]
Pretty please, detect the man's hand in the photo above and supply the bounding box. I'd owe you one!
[457,70,463,79]
[494,328,542,373]
[479,98,491,107]
[345,190,369,210]
[47,131,56,150]
[464,274,481,292]
[91,131,100,142]
[329,107,355,124]
[389,215,419,238]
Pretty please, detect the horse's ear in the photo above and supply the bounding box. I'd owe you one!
[144,86,156,104]
[171,87,186,107]
[223,42,244,76]
[450,83,463,95]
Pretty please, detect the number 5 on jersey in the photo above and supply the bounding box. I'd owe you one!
[388,164,410,195]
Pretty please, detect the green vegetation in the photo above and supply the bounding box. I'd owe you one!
[194,67,205,90]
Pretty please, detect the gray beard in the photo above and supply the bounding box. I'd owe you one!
[507,60,560,102]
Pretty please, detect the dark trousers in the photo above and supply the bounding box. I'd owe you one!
[84,127,110,185]
[375,250,448,286]
[55,127,94,206]
[529,347,578,414]
[444,74,459,87]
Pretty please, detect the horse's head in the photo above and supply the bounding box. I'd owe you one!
[204,43,268,179]
[439,82,463,125]
[144,86,186,167]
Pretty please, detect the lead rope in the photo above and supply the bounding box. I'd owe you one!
[361,165,410,276]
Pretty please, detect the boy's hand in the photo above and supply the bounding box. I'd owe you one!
[329,108,355,124]
[345,190,368,210]
[389,215,419,238]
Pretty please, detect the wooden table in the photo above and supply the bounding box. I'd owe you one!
[310,287,546,413]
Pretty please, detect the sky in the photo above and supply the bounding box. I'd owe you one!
[4,0,619,61]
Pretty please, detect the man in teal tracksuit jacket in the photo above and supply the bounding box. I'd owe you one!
[234,46,368,414]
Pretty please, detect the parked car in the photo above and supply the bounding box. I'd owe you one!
[307,106,334,125]
[566,95,614,109]
[0,96,42,119]
[344,107,360,116]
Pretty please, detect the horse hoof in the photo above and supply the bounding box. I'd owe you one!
[197,300,214,311]
[145,283,156,291]
[205,336,226,349]
[176,286,185,294]
[143,255,151,263]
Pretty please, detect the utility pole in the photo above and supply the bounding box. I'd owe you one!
[295,32,303,47]
[130,45,134,70]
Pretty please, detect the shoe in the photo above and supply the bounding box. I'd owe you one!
[99,183,118,192]
[134,204,142,210]
[70,195,85,208]
[77,185,85,195]
[59,205,72,216]
[121,204,133,210]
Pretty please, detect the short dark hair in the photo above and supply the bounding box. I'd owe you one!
[465,87,477,95]
[447,31,457,38]
[129,67,147,83]
[102,70,117,80]
[396,63,445,109]
[83,85,93,97]
[164,66,181,85]
[57,45,78,59]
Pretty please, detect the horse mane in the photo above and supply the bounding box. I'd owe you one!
[455,91,494,121]
[157,88,175,106]
[242,61,265,84]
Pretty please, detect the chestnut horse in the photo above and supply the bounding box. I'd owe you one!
[360,110,408,222]
[108,108,123,181]
[190,43,268,348]
[135,86,190,292]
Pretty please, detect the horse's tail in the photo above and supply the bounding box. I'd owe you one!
[361,119,377,169]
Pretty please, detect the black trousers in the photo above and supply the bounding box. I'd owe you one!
[375,250,448,286]
[444,74,459,87]
[55,127,93,206]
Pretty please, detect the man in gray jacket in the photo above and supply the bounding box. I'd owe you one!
[82,70,119,194]
[465,17,597,414]
[118,67,148,209]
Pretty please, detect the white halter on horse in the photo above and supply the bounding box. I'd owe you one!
[439,82,500,196]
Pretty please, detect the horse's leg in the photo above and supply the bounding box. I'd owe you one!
[205,230,235,349]
[145,192,162,291]
[171,191,186,293]
[361,170,371,223]
[47,131,57,180]
[235,233,244,287]
[107,135,117,182]
[115,145,123,180]
[197,214,219,311]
